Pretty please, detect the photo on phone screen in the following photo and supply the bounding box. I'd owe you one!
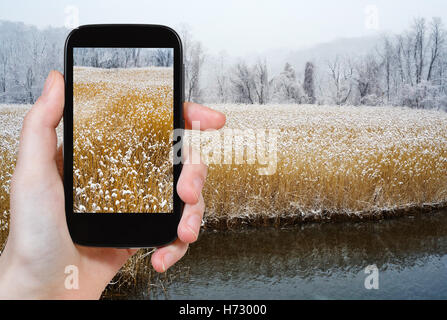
[72,47,173,214]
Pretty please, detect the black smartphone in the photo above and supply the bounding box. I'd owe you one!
[63,25,184,247]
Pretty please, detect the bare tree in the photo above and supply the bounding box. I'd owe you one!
[0,35,11,96]
[327,56,354,105]
[23,29,47,103]
[395,35,406,86]
[214,51,230,103]
[413,18,426,85]
[427,17,444,82]
[131,48,141,67]
[354,54,381,105]
[404,35,414,87]
[180,25,205,102]
[154,48,173,67]
[231,61,255,104]
[122,48,141,67]
[253,60,269,104]
[380,36,394,103]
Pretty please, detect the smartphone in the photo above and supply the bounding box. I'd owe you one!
[63,25,184,247]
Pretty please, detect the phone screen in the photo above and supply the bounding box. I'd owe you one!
[72,47,174,214]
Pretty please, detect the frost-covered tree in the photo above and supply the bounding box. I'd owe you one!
[213,51,231,103]
[0,21,66,103]
[229,60,271,104]
[253,60,270,104]
[314,17,447,109]
[383,36,395,104]
[303,62,316,104]
[2,17,447,110]
[353,54,382,105]
[327,56,354,105]
[272,62,302,103]
[73,48,171,68]
[426,18,443,82]
[231,61,255,104]
[0,25,13,96]
[154,48,173,67]
[180,25,206,103]
[411,18,426,87]
[383,17,447,109]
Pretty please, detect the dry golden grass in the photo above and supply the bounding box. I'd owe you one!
[102,249,190,299]
[0,105,31,250]
[1,99,447,247]
[200,104,447,223]
[73,67,173,213]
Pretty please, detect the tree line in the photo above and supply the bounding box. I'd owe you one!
[189,17,447,110]
[0,21,66,103]
[1,18,446,110]
[73,48,173,69]
[318,17,446,109]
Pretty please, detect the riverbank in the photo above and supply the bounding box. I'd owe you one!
[201,202,447,230]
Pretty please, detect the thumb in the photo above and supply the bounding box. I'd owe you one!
[14,71,64,180]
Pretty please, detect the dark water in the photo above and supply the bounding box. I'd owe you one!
[128,211,447,299]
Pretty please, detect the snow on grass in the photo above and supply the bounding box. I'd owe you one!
[1,99,447,241]
[200,104,447,222]
[73,66,173,213]
[0,104,31,248]
[0,103,63,249]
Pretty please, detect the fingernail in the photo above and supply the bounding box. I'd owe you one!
[42,71,55,96]
[162,252,175,272]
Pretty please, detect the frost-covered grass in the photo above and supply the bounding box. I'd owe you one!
[1,100,447,245]
[0,104,62,249]
[0,104,32,248]
[73,66,173,213]
[200,104,447,223]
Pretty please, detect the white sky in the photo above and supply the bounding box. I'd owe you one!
[1,0,446,56]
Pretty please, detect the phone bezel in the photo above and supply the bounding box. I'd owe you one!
[64,24,183,248]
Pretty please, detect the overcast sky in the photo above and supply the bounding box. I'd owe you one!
[1,0,446,56]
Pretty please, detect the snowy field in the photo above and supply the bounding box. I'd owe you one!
[73,66,173,213]
[200,104,447,223]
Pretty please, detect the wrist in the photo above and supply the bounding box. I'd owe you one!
[0,252,41,299]
[0,249,101,300]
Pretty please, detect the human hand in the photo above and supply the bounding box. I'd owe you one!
[0,70,225,299]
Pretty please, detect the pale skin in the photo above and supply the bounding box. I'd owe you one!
[0,70,226,299]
